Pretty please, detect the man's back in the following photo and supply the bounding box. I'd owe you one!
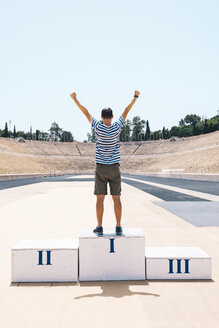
[91,116,124,164]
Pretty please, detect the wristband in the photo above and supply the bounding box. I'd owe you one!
[134,95,138,98]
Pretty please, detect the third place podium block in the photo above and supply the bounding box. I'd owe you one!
[145,247,212,280]
[79,228,145,281]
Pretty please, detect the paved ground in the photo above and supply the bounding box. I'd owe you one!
[0,177,47,190]
[0,174,219,328]
[123,174,219,196]
[122,175,219,227]
[122,178,209,201]
[155,201,219,227]
[0,175,79,191]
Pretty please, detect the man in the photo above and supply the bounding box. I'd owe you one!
[70,90,140,235]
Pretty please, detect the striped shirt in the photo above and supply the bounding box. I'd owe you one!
[91,116,124,164]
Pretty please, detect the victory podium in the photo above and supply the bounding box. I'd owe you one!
[11,229,212,282]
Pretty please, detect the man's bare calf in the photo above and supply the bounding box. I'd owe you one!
[96,195,122,228]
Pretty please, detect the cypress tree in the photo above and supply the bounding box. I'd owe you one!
[36,130,40,141]
[13,125,17,138]
[3,122,8,138]
[145,120,150,140]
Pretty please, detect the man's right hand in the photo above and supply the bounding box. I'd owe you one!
[70,92,77,100]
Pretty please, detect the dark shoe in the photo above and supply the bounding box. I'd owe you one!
[116,226,123,235]
[93,226,103,235]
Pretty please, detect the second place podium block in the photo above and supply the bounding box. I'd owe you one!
[79,228,145,281]
[11,239,79,282]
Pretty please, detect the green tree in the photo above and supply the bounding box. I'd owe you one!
[204,119,208,134]
[170,126,180,137]
[36,130,40,141]
[30,126,32,140]
[208,115,219,131]
[179,119,185,127]
[131,116,145,141]
[179,125,193,137]
[151,130,161,140]
[87,128,95,142]
[154,131,158,140]
[120,119,131,142]
[3,122,9,137]
[49,122,62,141]
[16,131,26,138]
[41,132,49,141]
[162,127,170,139]
[184,114,201,135]
[178,125,193,137]
[145,120,150,140]
[13,125,17,138]
[184,114,201,126]
[60,131,74,142]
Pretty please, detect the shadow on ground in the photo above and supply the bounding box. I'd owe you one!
[74,281,160,299]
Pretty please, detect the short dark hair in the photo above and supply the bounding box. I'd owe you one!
[101,108,113,119]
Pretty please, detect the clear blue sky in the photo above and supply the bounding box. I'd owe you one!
[1,0,219,141]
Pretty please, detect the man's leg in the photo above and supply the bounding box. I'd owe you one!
[96,195,105,227]
[112,195,122,227]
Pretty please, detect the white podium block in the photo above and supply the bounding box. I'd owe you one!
[11,239,79,282]
[79,228,145,281]
[145,247,212,280]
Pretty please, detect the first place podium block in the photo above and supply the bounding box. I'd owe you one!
[79,228,145,281]
[11,239,79,282]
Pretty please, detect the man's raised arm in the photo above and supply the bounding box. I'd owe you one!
[70,92,92,123]
[121,90,140,121]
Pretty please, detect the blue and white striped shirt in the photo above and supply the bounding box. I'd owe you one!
[91,116,124,164]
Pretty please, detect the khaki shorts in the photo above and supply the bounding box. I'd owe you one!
[94,163,121,195]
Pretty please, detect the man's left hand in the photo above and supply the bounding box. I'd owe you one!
[70,92,77,100]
